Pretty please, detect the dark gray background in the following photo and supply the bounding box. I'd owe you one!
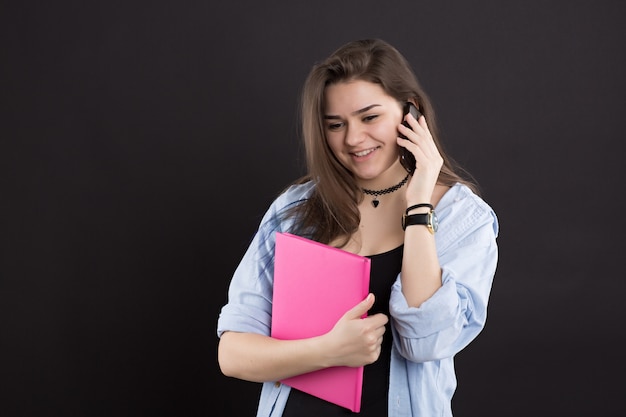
[2,1,625,416]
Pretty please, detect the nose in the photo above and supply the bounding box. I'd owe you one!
[344,123,365,147]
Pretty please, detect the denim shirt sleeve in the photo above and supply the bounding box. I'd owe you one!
[217,182,314,338]
[389,183,499,362]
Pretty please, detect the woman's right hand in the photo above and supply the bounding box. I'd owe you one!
[323,293,389,368]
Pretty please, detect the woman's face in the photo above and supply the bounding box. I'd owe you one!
[323,80,405,183]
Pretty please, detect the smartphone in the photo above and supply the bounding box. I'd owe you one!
[399,102,422,174]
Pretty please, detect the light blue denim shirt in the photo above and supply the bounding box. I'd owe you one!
[217,181,499,417]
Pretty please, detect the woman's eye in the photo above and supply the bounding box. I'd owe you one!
[363,114,378,122]
[327,123,343,130]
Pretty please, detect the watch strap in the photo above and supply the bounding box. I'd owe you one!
[402,210,437,234]
[402,213,428,230]
[405,203,433,215]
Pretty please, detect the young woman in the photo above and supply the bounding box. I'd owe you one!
[217,39,499,417]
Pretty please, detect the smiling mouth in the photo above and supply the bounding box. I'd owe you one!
[352,147,379,157]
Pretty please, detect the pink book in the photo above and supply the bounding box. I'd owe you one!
[271,232,371,413]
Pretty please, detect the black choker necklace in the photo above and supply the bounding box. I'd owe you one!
[361,174,410,208]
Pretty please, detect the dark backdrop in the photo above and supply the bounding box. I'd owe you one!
[2,1,625,416]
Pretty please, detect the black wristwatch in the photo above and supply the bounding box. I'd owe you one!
[402,210,439,234]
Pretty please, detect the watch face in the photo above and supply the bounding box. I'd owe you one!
[429,211,439,233]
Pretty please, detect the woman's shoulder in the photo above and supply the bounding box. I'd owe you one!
[436,182,499,237]
[253,181,316,248]
[272,180,315,209]
[259,180,316,228]
[438,183,492,211]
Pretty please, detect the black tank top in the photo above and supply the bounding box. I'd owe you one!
[282,245,403,416]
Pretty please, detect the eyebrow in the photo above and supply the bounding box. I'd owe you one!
[323,104,381,120]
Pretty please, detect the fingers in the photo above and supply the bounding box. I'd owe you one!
[365,312,389,328]
[344,294,388,347]
[397,113,442,166]
[344,293,375,320]
[397,114,432,148]
[330,296,388,367]
[400,111,426,136]
[361,315,387,363]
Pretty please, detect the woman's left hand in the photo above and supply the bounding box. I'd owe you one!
[397,113,443,204]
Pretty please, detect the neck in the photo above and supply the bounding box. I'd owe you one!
[361,172,410,208]
[357,165,409,191]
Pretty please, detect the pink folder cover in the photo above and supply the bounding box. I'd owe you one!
[271,232,371,413]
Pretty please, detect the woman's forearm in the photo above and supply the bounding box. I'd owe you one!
[217,331,328,383]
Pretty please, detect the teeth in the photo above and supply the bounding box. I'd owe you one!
[354,149,374,157]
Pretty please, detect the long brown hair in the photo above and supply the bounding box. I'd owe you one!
[283,39,478,246]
